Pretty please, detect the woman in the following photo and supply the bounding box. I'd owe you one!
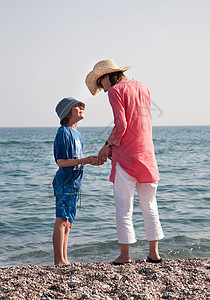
[85,60,164,265]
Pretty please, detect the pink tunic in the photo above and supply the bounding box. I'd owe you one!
[108,80,160,183]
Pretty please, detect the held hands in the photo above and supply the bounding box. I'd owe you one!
[85,143,113,166]
[86,156,104,166]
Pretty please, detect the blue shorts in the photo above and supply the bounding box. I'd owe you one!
[53,185,79,223]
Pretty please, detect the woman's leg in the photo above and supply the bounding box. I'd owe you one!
[113,163,136,263]
[136,182,164,260]
[114,243,131,264]
[149,240,160,260]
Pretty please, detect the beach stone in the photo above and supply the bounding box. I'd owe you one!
[0,259,209,300]
[81,293,90,298]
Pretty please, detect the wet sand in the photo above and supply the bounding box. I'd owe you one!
[0,258,209,299]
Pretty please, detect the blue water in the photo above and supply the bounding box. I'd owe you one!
[0,126,209,268]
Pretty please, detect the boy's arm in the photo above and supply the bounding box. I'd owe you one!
[57,156,100,167]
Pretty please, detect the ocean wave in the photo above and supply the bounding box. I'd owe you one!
[0,126,209,268]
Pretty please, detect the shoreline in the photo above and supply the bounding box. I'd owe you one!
[0,258,209,299]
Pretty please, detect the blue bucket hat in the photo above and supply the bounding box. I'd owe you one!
[55,97,85,120]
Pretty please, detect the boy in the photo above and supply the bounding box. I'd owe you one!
[53,97,99,265]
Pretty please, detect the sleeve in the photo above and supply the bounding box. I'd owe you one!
[108,87,127,145]
[54,129,73,162]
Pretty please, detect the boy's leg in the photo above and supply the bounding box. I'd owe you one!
[63,221,73,264]
[53,217,69,265]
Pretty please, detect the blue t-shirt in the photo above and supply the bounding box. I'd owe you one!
[53,124,84,190]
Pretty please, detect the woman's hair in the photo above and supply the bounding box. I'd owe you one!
[60,110,72,125]
[108,71,124,86]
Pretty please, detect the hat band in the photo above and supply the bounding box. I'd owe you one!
[59,100,77,119]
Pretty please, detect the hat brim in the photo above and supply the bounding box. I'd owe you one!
[60,100,85,120]
[85,66,131,95]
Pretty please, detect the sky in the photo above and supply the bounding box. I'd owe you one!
[0,0,209,127]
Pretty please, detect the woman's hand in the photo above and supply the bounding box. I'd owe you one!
[108,148,112,160]
[97,145,110,164]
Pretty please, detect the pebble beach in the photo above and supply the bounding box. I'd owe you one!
[0,258,209,299]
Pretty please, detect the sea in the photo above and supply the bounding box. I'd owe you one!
[0,126,209,268]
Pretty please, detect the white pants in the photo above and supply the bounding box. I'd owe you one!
[114,163,164,244]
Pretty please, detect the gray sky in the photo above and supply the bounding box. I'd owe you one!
[0,0,209,127]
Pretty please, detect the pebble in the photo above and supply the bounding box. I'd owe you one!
[0,258,209,299]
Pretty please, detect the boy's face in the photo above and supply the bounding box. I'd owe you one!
[69,103,85,121]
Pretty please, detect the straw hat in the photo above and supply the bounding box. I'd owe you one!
[85,60,131,95]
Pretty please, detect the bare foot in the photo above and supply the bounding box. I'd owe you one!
[64,260,70,265]
[54,260,68,265]
[113,255,131,264]
[148,253,161,260]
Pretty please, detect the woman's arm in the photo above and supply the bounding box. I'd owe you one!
[108,88,127,145]
[97,88,127,164]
